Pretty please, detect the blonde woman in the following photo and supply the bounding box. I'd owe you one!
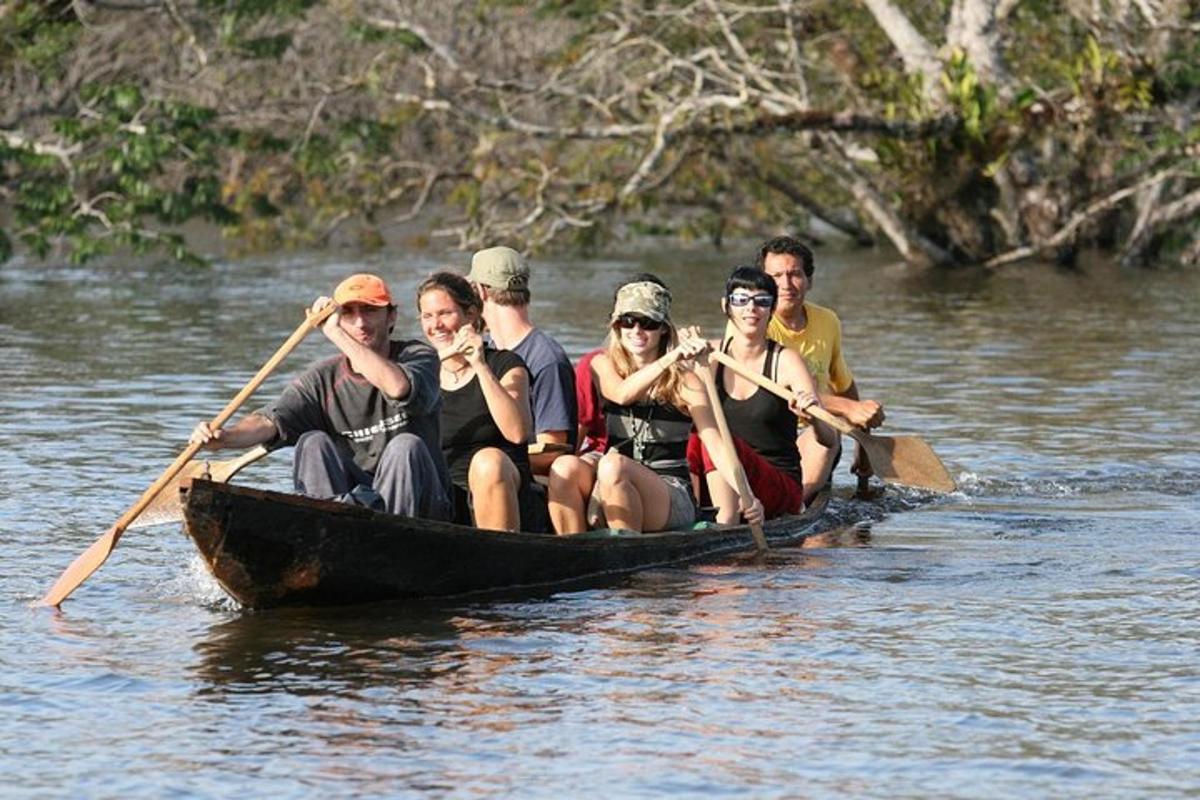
[548,277,764,534]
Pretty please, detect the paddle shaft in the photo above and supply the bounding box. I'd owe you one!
[707,351,856,436]
[697,364,768,552]
[36,306,334,607]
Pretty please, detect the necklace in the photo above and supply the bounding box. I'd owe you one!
[441,360,472,388]
[625,404,654,462]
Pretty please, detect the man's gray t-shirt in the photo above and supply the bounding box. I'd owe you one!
[261,338,449,487]
[511,328,577,448]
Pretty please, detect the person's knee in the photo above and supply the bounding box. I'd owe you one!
[378,432,426,465]
[549,456,582,490]
[468,448,513,489]
[295,430,335,453]
[595,451,628,489]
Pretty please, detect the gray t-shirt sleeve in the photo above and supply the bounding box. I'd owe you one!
[260,371,324,447]
[393,341,441,414]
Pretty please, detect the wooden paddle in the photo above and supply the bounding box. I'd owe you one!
[125,444,271,530]
[696,361,768,553]
[35,305,335,608]
[708,350,956,494]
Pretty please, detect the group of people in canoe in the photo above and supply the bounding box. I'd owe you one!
[190,235,886,535]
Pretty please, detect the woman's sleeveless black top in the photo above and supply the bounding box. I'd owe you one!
[715,340,801,476]
[602,395,692,482]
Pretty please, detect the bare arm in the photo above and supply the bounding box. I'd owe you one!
[317,298,411,400]
[777,348,839,448]
[456,328,532,445]
[683,371,765,525]
[821,380,885,429]
[592,350,681,406]
[190,412,278,452]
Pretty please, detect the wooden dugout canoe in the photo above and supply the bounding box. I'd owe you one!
[181,478,833,609]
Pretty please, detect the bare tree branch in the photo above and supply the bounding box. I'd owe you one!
[985,167,1184,268]
[947,0,1006,85]
[859,0,944,102]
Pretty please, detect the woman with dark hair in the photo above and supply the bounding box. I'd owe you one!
[547,277,764,534]
[417,270,543,532]
[687,266,837,521]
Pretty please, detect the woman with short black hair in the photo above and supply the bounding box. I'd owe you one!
[687,266,837,521]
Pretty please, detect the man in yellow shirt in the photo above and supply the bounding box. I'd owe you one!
[757,236,885,502]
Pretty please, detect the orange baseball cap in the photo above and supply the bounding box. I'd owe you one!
[333,273,393,307]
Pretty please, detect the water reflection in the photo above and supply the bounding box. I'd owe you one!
[193,605,466,697]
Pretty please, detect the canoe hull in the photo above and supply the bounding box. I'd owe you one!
[182,479,831,608]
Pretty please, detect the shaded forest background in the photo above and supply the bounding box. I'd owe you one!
[1,0,1196,268]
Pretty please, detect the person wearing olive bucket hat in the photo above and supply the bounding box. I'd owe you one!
[468,246,577,476]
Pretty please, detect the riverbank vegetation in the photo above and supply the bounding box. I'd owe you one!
[1,1,1196,268]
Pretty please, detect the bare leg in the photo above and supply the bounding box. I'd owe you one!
[467,448,522,532]
[798,427,839,505]
[548,455,595,535]
[594,452,674,532]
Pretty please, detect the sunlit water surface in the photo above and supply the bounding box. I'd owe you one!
[2,249,1197,798]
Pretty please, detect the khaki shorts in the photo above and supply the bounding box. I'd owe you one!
[588,474,696,532]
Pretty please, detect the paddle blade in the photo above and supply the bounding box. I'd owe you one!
[126,446,270,530]
[35,525,121,607]
[856,433,956,493]
[126,461,211,530]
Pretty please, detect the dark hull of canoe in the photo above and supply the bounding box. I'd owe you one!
[181,479,831,609]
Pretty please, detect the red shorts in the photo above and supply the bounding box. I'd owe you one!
[686,433,804,519]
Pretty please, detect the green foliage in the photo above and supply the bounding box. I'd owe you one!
[527,0,619,20]
[238,34,293,59]
[2,79,241,264]
[1063,35,1152,111]
[0,2,80,77]
[1,0,1195,267]
[346,22,429,52]
[941,50,997,142]
[198,0,318,20]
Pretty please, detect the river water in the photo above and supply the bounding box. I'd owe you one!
[2,248,1197,798]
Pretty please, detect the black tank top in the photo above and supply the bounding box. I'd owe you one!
[602,396,692,482]
[716,340,801,476]
[440,347,532,487]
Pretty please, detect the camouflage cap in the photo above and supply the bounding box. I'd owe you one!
[611,281,672,323]
[467,246,530,290]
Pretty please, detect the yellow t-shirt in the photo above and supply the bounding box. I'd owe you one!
[766,302,854,395]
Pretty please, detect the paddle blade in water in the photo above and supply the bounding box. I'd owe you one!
[856,432,956,493]
[35,526,121,607]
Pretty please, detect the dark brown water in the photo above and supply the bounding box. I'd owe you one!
[2,249,1198,797]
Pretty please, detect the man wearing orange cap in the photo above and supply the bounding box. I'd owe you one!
[191,273,453,520]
